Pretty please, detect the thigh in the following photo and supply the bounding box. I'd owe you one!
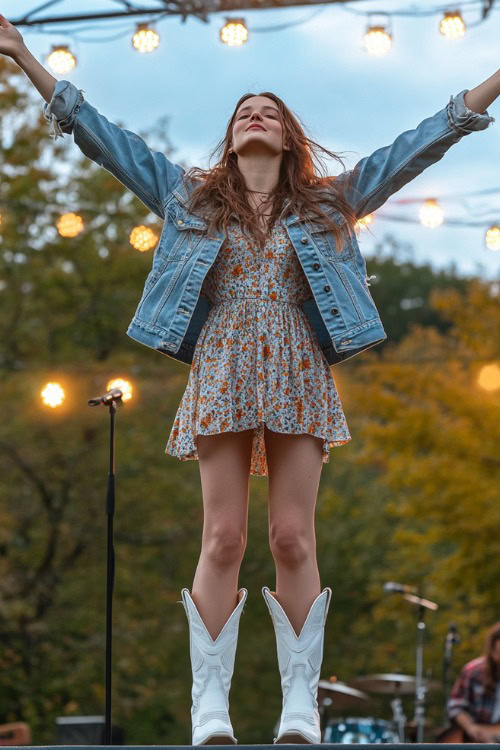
[264,424,324,533]
[197,429,255,540]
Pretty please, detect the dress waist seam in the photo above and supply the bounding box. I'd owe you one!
[210,297,303,306]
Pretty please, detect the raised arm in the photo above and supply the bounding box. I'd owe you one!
[1,13,184,220]
[335,76,497,220]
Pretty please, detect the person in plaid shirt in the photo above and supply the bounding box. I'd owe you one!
[446,622,500,743]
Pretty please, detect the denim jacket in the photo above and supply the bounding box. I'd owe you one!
[43,81,495,366]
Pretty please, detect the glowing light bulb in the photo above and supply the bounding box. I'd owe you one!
[439,11,466,39]
[477,364,500,392]
[132,23,160,53]
[106,377,133,402]
[130,225,159,252]
[220,18,249,47]
[419,198,444,228]
[485,225,500,251]
[57,212,84,238]
[47,45,76,75]
[363,25,392,57]
[355,213,374,232]
[41,382,65,408]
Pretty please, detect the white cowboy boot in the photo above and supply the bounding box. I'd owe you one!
[262,586,332,744]
[181,587,248,745]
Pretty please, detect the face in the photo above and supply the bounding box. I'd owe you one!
[230,95,287,157]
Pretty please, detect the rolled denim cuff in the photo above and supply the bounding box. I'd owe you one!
[43,79,85,141]
[446,89,495,135]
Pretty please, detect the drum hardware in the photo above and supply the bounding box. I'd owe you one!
[313,680,372,742]
[349,673,441,694]
[348,673,441,744]
[442,622,460,725]
[390,696,406,742]
[382,581,439,742]
[318,679,372,709]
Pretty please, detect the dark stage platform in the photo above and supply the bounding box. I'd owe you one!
[5,744,495,749]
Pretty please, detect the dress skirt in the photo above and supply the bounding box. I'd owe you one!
[165,219,351,476]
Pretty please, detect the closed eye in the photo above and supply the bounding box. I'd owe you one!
[238,114,277,119]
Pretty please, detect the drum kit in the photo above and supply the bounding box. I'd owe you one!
[316,673,441,744]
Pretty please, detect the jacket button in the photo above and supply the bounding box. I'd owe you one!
[177,219,184,225]
[301,237,308,244]
[313,262,320,270]
[324,285,331,292]
[331,307,339,315]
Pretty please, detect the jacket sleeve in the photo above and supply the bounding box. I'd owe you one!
[43,80,185,219]
[446,667,474,721]
[337,90,495,220]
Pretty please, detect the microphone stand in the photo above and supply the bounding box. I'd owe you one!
[402,592,439,743]
[88,388,123,744]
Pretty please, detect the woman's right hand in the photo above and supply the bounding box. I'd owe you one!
[0,13,25,59]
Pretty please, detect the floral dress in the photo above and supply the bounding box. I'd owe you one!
[165,219,351,476]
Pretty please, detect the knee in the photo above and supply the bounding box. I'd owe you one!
[204,526,246,566]
[269,524,311,566]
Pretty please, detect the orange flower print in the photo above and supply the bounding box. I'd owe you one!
[200,413,213,430]
[232,263,243,277]
[296,398,304,425]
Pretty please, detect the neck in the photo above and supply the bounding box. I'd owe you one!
[236,151,281,193]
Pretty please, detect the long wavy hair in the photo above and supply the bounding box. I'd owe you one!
[481,621,500,693]
[182,91,363,253]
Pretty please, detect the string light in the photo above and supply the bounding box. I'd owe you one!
[439,10,466,40]
[46,44,76,75]
[10,1,498,52]
[363,23,392,57]
[132,22,160,53]
[129,225,159,252]
[477,364,500,392]
[485,225,500,252]
[41,382,65,408]
[56,212,84,238]
[220,18,249,46]
[418,198,444,229]
[106,377,133,402]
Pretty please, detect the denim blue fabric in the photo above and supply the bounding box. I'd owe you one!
[43,82,495,366]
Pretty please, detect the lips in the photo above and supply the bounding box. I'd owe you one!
[247,124,265,131]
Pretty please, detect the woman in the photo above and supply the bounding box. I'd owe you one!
[2,12,497,746]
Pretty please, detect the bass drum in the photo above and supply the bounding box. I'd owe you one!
[323,717,400,744]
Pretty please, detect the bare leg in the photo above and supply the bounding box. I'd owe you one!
[191,428,255,641]
[264,425,324,637]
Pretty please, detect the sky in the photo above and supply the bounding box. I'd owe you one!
[11,0,500,279]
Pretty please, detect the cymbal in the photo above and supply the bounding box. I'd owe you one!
[349,674,441,694]
[318,680,372,709]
